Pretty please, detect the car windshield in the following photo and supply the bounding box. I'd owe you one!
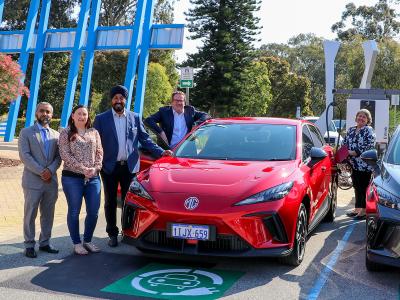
[306,118,336,132]
[387,133,400,165]
[175,123,296,161]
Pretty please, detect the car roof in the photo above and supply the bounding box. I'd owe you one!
[206,117,304,126]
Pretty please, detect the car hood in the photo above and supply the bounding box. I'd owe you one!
[375,162,400,195]
[141,157,297,195]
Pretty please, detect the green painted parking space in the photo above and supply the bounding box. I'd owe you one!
[101,263,244,299]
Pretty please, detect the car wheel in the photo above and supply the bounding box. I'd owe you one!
[280,203,307,266]
[365,246,384,272]
[324,178,338,222]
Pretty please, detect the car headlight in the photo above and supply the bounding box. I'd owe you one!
[129,177,153,201]
[376,186,400,210]
[234,182,294,206]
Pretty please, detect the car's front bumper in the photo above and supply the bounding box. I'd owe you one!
[366,204,400,268]
[121,196,294,257]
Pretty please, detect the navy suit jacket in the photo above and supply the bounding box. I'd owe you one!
[93,109,164,174]
[144,106,209,145]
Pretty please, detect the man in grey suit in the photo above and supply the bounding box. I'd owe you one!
[18,102,61,258]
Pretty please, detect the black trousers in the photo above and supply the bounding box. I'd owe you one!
[351,169,372,209]
[101,164,135,237]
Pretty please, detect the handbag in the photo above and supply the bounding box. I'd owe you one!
[335,145,349,163]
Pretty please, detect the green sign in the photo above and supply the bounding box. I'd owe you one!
[180,79,193,88]
[101,263,244,299]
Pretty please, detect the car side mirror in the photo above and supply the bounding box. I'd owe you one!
[308,147,327,168]
[361,149,381,175]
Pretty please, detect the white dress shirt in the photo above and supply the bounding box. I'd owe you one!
[170,109,188,148]
[112,108,128,161]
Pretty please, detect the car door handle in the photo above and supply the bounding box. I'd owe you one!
[321,166,327,172]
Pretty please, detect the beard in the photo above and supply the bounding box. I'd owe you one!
[37,116,51,126]
[113,103,124,113]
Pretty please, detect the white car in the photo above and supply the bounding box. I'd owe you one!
[302,116,343,146]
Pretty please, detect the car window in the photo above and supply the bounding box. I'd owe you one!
[387,132,400,165]
[175,123,296,161]
[307,124,324,147]
[302,125,314,161]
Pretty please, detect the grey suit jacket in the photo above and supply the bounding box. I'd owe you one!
[18,123,61,190]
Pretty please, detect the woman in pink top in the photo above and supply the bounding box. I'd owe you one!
[59,105,103,255]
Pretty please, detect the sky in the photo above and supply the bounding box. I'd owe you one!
[173,0,379,63]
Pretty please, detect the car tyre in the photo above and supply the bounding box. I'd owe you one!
[280,203,307,266]
[365,246,384,272]
[324,178,337,222]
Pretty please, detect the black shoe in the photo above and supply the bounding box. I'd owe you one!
[39,245,59,253]
[346,211,358,217]
[25,247,37,258]
[353,214,366,220]
[108,236,118,247]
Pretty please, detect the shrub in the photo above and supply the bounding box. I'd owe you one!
[15,119,61,137]
[0,54,29,104]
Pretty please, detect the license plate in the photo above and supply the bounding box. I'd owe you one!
[170,223,210,240]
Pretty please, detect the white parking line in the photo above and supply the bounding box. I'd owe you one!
[307,222,356,300]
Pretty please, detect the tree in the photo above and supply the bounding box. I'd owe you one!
[184,0,262,116]
[0,54,29,104]
[258,34,326,114]
[331,0,400,41]
[3,0,78,30]
[230,60,271,116]
[143,62,173,117]
[259,56,312,118]
[1,1,78,117]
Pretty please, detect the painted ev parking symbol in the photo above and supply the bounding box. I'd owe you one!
[101,263,244,299]
[132,268,221,296]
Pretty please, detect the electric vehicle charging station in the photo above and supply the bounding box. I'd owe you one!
[319,40,398,154]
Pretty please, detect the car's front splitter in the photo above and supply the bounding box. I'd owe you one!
[122,234,292,258]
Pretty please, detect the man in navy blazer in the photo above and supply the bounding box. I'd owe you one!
[145,91,210,148]
[93,85,172,247]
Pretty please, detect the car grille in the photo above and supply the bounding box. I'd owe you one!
[142,230,250,253]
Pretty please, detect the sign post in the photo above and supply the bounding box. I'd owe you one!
[392,95,399,127]
[180,67,193,105]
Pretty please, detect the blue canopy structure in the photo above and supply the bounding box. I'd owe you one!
[0,0,184,141]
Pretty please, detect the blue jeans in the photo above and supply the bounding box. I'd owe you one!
[61,175,101,244]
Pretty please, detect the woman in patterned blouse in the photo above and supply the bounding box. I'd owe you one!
[59,105,103,255]
[342,109,376,220]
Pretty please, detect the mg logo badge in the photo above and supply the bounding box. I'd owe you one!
[184,197,199,210]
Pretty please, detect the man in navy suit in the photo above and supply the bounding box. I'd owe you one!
[145,91,210,148]
[93,85,172,247]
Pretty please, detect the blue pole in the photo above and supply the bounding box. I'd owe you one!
[0,0,4,22]
[4,0,40,142]
[60,0,92,128]
[25,0,52,127]
[124,0,148,110]
[133,0,156,117]
[79,0,101,106]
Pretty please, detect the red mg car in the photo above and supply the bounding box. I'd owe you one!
[122,118,337,266]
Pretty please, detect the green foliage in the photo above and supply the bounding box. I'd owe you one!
[230,61,272,116]
[3,0,78,30]
[331,0,400,41]
[143,63,173,117]
[15,118,60,137]
[150,50,179,88]
[185,0,262,116]
[258,34,326,115]
[91,51,128,112]
[258,56,312,118]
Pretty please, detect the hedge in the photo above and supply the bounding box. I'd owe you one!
[15,118,61,137]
